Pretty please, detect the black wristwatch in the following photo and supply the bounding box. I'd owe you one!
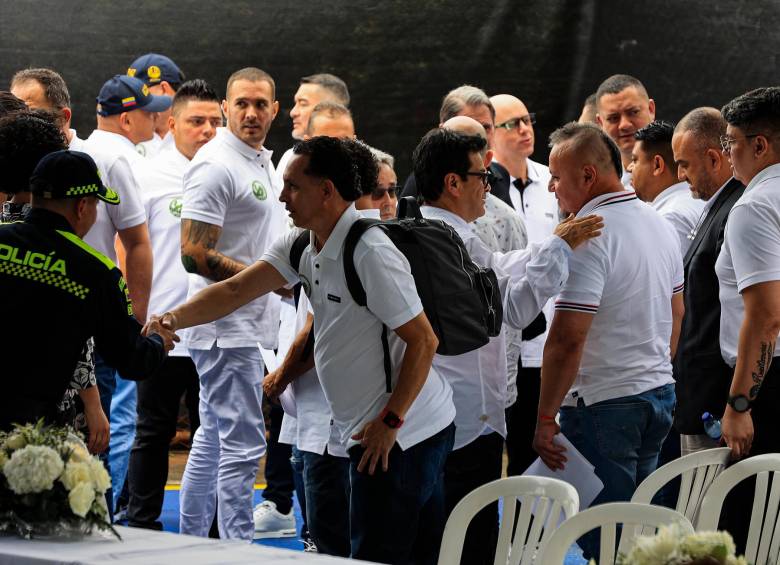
[727,394,752,413]
[380,408,404,429]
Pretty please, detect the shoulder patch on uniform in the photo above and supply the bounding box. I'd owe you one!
[56,230,116,270]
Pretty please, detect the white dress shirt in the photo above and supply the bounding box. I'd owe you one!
[651,181,705,256]
[135,144,192,356]
[555,191,684,406]
[82,130,147,262]
[182,128,285,350]
[716,164,780,367]
[420,205,570,449]
[262,204,456,450]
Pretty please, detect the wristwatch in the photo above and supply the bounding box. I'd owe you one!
[380,408,404,429]
[727,394,751,413]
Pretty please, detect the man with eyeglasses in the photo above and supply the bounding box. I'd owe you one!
[595,74,656,188]
[415,118,602,565]
[628,120,704,255]
[670,108,744,458]
[715,87,780,553]
[490,93,561,477]
[355,147,398,220]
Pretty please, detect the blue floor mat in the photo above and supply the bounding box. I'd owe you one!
[160,488,586,562]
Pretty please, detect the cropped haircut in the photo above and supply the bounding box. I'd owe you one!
[0,91,27,117]
[413,128,487,202]
[721,87,780,144]
[0,110,67,195]
[596,74,648,107]
[226,67,276,99]
[439,85,495,123]
[300,73,350,106]
[369,146,395,170]
[11,68,71,109]
[346,139,379,197]
[305,101,353,136]
[675,107,727,150]
[549,122,623,179]
[634,120,676,168]
[292,136,369,201]
[171,79,221,116]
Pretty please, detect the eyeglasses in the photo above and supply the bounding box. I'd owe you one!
[720,133,760,153]
[371,186,398,200]
[465,170,491,187]
[496,113,536,131]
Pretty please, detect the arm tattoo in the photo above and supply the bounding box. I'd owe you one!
[749,341,775,400]
[181,219,246,282]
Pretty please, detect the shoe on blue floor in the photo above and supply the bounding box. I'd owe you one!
[252,500,296,539]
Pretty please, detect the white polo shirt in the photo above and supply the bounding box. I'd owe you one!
[262,204,456,450]
[555,191,684,406]
[420,205,570,449]
[182,128,285,350]
[68,129,87,152]
[504,158,560,368]
[135,144,192,357]
[82,130,147,262]
[716,163,780,367]
[135,132,171,158]
[651,181,705,256]
[274,146,295,188]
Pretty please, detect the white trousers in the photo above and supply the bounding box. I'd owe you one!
[180,345,266,540]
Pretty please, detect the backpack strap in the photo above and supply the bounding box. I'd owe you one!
[289,230,310,308]
[342,218,380,307]
[343,218,392,392]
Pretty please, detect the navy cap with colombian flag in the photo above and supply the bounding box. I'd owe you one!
[127,53,184,86]
[96,75,172,117]
[30,150,120,205]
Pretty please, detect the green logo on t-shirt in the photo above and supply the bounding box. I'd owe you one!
[169,197,183,218]
[252,180,267,201]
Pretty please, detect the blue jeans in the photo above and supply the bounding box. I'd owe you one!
[94,356,117,517]
[302,449,350,557]
[290,447,309,539]
[559,383,675,559]
[348,422,455,565]
[109,374,137,508]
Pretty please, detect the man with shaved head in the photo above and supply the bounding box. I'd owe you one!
[671,108,744,456]
[595,74,656,187]
[490,93,561,476]
[304,102,355,139]
[536,122,683,558]
[414,118,601,564]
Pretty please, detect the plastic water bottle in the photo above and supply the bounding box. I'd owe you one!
[702,412,722,440]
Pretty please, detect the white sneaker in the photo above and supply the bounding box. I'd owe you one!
[252,500,296,539]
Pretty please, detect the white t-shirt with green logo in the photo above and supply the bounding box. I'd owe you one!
[136,144,192,356]
[182,129,286,350]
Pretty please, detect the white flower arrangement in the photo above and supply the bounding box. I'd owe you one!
[585,523,748,565]
[0,421,118,539]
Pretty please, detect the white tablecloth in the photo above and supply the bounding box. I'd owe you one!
[0,526,364,564]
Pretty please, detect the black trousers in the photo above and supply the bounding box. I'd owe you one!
[444,431,504,565]
[506,366,542,476]
[262,401,294,515]
[127,356,200,529]
[721,363,780,554]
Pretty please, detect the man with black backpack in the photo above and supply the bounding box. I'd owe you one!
[145,136,457,565]
[413,120,603,565]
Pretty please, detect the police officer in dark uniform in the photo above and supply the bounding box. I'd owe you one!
[0,149,173,430]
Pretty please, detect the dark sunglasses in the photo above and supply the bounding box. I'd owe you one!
[371,186,399,200]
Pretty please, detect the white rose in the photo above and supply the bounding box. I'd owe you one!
[68,482,95,517]
[87,458,111,492]
[622,524,682,565]
[60,461,92,491]
[680,530,736,559]
[66,443,90,464]
[5,433,26,450]
[3,445,64,494]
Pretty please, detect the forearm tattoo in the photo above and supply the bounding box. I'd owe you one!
[749,341,775,400]
[181,219,246,282]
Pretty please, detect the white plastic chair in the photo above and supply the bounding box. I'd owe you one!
[631,447,731,526]
[697,453,780,565]
[437,476,579,565]
[539,502,694,565]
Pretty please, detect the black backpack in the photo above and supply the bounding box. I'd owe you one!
[289,198,502,365]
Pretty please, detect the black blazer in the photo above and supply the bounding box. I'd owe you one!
[400,161,515,209]
[673,178,744,434]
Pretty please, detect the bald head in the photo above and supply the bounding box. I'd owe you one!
[442,115,486,138]
[490,93,535,165]
[674,107,726,151]
[672,107,730,200]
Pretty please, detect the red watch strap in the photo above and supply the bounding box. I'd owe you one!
[380,408,404,429]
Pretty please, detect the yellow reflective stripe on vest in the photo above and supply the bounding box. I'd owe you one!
[56,230,116,270]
